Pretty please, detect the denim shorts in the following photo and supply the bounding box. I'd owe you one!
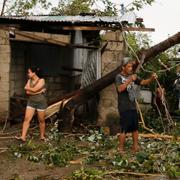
[27,97,47,111]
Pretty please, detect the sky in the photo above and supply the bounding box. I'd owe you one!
[88,0,180,45]
[135,0,180,45]
[113,0,180,45]
[0,0,179,45]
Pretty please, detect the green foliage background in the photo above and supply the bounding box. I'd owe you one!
[1,0,155,16]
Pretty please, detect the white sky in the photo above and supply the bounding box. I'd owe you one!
[136,0,180,45]
[112,0,180,45]
[0,0,179,45]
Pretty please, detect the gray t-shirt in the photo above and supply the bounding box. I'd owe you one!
[115,74,141,112]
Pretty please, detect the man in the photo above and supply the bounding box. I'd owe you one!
[174,72,180,110]
[115,57,157,154]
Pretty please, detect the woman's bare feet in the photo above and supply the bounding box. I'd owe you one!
[15,136,26,142]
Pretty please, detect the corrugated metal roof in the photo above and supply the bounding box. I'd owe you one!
[0,15,130,24]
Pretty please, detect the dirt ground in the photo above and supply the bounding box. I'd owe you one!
[0,123,82,180]
[0,152,81,180]
[0,122,178,180]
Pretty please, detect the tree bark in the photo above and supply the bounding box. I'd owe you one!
[58,32,180,131]
[141,32,180,63]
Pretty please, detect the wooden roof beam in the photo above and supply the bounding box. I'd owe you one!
[14,30,69,46]
[10,30,99,49]
[123,27,155,32]
[62,26,155,32]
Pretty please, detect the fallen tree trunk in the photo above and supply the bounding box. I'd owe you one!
[142,32,180,63]
[58,32,180,132]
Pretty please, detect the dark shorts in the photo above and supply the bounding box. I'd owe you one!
[27,99,47,111]
[119,110,138,133]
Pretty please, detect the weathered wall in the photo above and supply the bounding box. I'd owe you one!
[9,41,79,104]
[0,35,80,124]
[0,29,11,122]
[25,43,76,102]
[10,43,26,96]
[97,31,124,133]
[46,75,79,103]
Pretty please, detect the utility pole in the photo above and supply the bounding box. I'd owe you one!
[120,3,125,15]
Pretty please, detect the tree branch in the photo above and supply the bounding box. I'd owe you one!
[0,0,8,16]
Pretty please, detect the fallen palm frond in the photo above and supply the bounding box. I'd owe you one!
[138,133,180,141]
[116,133,180,141]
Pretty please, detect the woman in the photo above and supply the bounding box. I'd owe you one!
[16,67,47,142]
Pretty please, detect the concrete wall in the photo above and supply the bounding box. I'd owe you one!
[0,29,11,122]
[9,41,77,102]
[97,31,124,132]
[24,43,76,102]
[46,75,78,103]
[10,43,26,96]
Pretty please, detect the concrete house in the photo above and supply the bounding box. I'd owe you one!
[0,15,153,125]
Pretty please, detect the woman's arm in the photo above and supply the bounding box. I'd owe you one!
[26,88,46,95]
[24,79,31,89]
[25,79,45,93]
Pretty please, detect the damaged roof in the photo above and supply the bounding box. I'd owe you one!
[0,14,140,33]
[0,15,123,23]
[0,15,135,27]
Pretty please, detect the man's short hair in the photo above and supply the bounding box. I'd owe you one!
[122,57,132,66]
